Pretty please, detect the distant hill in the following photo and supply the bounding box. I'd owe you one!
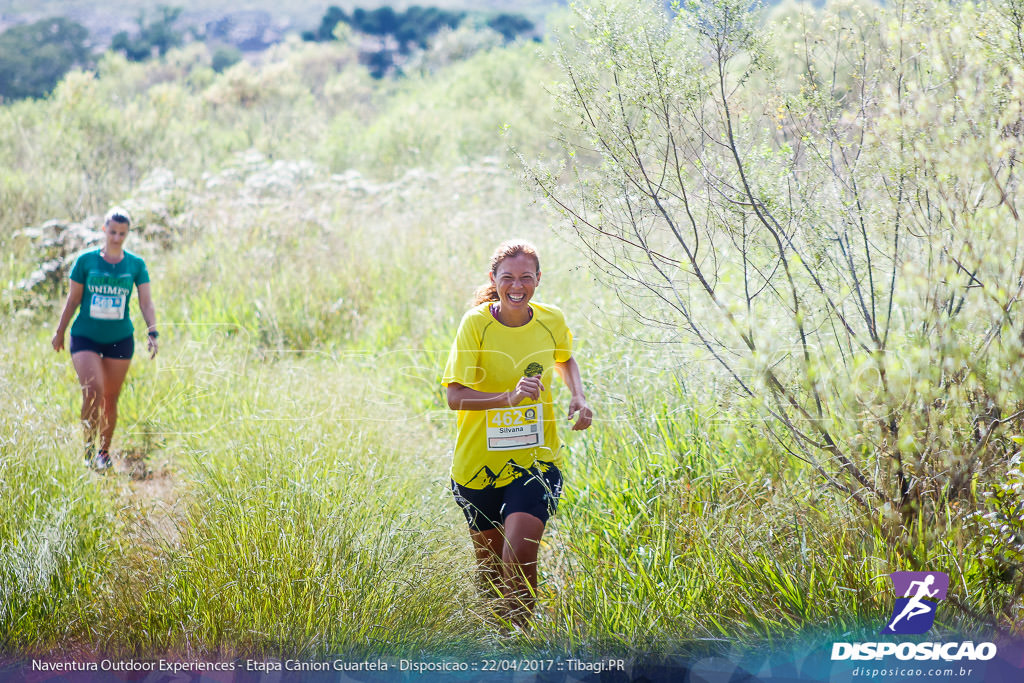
[0,0,566,51]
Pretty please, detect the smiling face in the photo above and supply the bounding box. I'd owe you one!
[490,252,541,320]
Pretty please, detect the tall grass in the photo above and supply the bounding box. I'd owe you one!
[98,354,484,658]
[0,25,1009,661]
[0,351,117,651]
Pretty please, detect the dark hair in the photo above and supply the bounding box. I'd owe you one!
[472,240,541,305]
[104,206,131,226]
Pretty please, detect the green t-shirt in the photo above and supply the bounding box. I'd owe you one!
[442,301,574,488]
[69,249,150,344]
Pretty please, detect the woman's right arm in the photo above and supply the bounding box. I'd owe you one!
[446,377,544,411]
[52,281,84,352]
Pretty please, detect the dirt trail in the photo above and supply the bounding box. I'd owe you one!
[116,449,185,551]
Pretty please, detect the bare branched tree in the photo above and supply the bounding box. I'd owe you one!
[526,0,1024,537]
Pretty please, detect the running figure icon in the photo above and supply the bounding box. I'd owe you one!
[883,571,949,635]
[886,575,937,631]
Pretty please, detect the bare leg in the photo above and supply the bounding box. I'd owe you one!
[71,351,104,454]
[501,512,546,625]
[98,357,132,453]
[470,528,505,595]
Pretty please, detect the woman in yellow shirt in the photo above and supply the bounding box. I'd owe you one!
[442,240,592,624]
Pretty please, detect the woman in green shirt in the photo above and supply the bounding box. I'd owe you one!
[52,207,158,470]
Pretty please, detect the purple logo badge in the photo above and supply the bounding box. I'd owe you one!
[882,571,949,635]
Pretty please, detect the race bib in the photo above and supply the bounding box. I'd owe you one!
[485,403,543,451]
[90,293,126,320]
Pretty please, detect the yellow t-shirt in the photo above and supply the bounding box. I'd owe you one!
[442,301,574,488]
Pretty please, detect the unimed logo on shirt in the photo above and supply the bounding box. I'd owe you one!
[87,273,130,296]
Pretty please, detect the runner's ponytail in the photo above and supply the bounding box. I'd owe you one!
[472,282,499,305]
[471,240,541,306]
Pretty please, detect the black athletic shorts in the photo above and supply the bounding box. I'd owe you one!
[70,335,134,359]
[451,462,563,532]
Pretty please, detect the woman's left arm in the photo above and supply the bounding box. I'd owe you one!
[137,282,158,358]
[555,356,593,431]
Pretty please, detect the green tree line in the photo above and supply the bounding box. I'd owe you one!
[0,6,195,101]
[304,5,535,50]
[0,17,91,100]
[0,4,536,99]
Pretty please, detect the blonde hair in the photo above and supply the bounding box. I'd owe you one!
[472,240,541,305]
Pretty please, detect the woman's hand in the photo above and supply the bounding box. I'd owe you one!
[510,375,544,405]
[52,281,83,353]
[555,357,591,430]
[567,395,593,431]
[138,282,158,359]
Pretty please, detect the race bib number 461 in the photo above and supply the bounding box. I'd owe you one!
[485,404,543,451]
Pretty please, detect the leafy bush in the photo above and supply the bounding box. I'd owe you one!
[304,3,537,78]
[0,18,91,100]
[530,0,1024,612]
[211,46,241,73]
[486,13,536,41]
[970,453,1024,628]
[111,5,187,62]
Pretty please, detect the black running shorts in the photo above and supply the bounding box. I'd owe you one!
[70,335,134,359]
[451,462,563,531]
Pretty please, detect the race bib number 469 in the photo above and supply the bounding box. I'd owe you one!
[485,404,543,451]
